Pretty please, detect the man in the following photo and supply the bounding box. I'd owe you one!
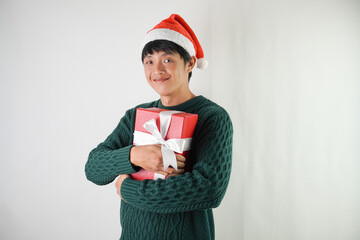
[85,14,233,240]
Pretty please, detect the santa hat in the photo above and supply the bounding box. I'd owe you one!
[141,14,208,69]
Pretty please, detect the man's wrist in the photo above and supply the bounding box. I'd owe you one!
[129,146,138,166]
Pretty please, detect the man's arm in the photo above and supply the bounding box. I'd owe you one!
[85,109,138,185]
[120,113,233,213]
[85,108,186,185]
[129,144,186,177]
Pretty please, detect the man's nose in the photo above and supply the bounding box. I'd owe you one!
[154,61,165,74]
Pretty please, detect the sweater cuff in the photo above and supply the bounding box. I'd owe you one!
[115,145,139,174]
[121,177,141,203]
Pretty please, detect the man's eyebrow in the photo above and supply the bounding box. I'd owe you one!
[144,52,174,58]
[161,52,174,56]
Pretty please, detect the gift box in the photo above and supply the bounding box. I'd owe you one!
[131,107,198,181]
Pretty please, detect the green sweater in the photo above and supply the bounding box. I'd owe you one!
[85,95,233,240]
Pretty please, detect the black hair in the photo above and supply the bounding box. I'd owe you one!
[141,40,193,82]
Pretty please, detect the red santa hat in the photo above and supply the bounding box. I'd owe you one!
[141,14,208,69]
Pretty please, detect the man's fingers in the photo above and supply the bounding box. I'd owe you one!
[166,167,185,175]
[177,161,185,169]
[168,169,185,176]
[115,180,120,195]
[154,170,169,176]
[154,168,184,176]
[176,154,186,162]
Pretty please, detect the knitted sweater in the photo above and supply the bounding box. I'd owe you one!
[85,95,233,240]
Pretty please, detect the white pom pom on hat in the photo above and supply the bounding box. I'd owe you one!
[196,58,208,70]
[141,14,208,70]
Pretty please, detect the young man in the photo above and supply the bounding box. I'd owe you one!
[85,14,233,240]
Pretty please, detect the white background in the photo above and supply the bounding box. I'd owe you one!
[1,0,359,239]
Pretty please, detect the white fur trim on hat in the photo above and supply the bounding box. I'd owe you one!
[141,28,196,57]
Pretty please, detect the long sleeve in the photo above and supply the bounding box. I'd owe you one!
[120,111,233,213]
[85,109,139,185]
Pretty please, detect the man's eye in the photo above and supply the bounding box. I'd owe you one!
[145,61,152,64]
[164,59,172,63]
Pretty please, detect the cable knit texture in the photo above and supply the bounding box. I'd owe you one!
[85,95,233,240]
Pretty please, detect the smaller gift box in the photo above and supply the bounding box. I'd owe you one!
[131,107,198,180]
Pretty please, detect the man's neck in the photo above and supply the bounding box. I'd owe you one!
[160,91,196,107]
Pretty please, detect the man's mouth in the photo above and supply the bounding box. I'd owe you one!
[153,77,169,83]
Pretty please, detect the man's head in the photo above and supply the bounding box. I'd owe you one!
[142,40,196,98]
[140,14,207,100]
[140,14,208,73]
[142,40,193,82]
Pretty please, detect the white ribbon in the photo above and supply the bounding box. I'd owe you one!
[133,110,192,179]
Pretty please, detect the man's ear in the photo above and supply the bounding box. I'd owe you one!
[187,56,197,72]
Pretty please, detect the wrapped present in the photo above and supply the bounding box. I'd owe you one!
[131,107,198,180]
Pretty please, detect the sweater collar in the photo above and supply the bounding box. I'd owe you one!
[157,95,205,111]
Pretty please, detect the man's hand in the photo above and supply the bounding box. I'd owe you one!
[130,144,186,177]
[115,174,130,201]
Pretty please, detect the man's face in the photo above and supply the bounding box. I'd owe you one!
[143,51,193,98]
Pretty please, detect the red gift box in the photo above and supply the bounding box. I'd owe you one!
[131,107,198,181]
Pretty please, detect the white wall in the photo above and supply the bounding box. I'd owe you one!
[211,1,360,239]
[1,0,359,239]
